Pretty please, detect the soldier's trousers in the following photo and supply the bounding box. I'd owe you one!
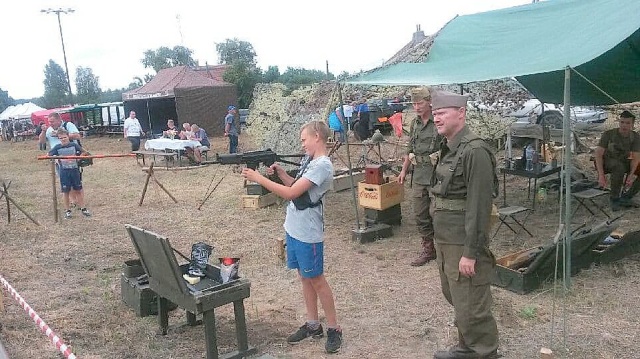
[412,183,434,236]
[604,159,640,199]
[434,243,499,356]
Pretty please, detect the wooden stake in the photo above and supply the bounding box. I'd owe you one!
[139,162,154,206]
[1,191,40,226]
[540,347,554,359]
[49,161,58,223]
[2,181,10,223]
[139,162,178,205]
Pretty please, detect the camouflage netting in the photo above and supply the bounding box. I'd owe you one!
[245,80,527,155]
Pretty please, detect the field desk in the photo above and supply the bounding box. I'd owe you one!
[125,225,256,359]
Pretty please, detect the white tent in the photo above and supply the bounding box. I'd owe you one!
[0,105,17,120]
[0,102,45,121]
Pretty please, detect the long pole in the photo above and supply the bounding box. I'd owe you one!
[50,161,59,223]
[337,83,362,230]
[563,67,572,289]
[56,12,73,101]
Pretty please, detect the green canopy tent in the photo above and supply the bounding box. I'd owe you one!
[346,0,640,287]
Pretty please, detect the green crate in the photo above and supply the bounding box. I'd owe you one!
[492,222,615,294]
[120,274,158,317]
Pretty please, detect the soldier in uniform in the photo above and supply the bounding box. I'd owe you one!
[429,90,499,359]
[398,86,443,266]
[594,110,640,211]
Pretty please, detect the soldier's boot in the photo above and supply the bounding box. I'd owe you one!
[410,236,437,266]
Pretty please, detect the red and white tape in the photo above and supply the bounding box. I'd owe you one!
[0,275,77,359]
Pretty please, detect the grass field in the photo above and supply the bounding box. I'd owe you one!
[0,131,639,359]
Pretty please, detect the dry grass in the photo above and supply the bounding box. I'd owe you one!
[0,132,639,359]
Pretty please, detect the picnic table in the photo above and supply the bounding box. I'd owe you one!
[140,139,202,167]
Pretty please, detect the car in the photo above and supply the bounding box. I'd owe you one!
[509,99,607,128]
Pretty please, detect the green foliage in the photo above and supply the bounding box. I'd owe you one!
[518,305,538,320]
[263,66,281,83]
[279,67,334,90]
[141,45,196,73]
[0,87,15,113]
[75,66,102,104]
[216,39,257,66]
[222,61,262,108]
[43,60,70,108]
[98,88,125,103]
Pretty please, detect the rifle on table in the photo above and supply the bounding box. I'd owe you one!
[203,149,305,170]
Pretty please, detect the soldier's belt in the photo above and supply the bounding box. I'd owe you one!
[433,197,466,211]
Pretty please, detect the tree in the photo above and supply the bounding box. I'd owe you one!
[75,67,102,104]
[222,61,262,108]
[262,66,281,83]
[141,45,196,73]
[216,38,257,66]
[0,87,14,113]
[279,67,334,88]
[43,60,70,108]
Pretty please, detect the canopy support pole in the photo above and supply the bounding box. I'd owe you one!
[336,82,361,230]
[562,67,572,289]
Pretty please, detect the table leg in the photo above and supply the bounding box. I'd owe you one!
[187,311,198,326]
[158,296,169,335]
[203,309,219,359]
[533,178,538,210]
[503,171,507,207]
[233,300,249,352]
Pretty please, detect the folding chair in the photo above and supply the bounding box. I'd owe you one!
[493,206,533,238]
[572,188,611,218]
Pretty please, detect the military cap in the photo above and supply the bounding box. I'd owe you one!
[410,87,431,102]
[431,90,469,110]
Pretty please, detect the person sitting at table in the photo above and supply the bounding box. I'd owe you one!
[190,124,210,164]
[179,123,193,140]
[162,119,180,138]
[594,110,640,211]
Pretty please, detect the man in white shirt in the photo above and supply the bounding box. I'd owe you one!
[123,111,145,151]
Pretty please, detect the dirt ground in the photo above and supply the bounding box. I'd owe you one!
[0,129,639,359]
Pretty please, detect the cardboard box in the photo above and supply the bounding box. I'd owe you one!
[358,177,404,210]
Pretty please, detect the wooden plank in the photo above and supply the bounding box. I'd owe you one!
[241,192,278,209]
[331,171,365,192]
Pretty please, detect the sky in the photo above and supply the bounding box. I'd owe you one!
[1,0,533,100]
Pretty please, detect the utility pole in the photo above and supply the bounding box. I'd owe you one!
[41,7,75,103]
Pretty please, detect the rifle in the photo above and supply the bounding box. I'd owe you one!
[203,149,304,170]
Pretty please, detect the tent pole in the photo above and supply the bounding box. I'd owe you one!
[146,100,152,136]
[336,82,362,230]
[563,66,572,289]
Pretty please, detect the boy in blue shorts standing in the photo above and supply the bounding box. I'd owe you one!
[48,128,92,219]
[241,120,342,354]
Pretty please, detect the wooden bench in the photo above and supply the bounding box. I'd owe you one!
[132,150,178,169]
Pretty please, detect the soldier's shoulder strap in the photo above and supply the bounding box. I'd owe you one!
[443,133,498,197]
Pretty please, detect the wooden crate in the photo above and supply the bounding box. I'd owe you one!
[241,192,278,209]
[331,171,365,192]
[357,177,404,210]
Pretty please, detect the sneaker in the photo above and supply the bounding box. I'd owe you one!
[325,328,343,354]
[81,208,92,217]
[287,323,323,344]
[64,210,72,219]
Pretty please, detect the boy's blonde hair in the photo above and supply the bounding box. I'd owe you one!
[302,121,330,143]
[57,128,69,136]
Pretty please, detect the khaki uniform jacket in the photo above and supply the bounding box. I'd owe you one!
[430,126,497,259]
[406,115,442,185]
[598,129,640,162]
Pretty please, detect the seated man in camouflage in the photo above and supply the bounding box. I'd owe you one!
[594,110,640,210]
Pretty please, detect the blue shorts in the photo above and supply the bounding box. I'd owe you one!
[59,169,82,193]
[286,233,324,278]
